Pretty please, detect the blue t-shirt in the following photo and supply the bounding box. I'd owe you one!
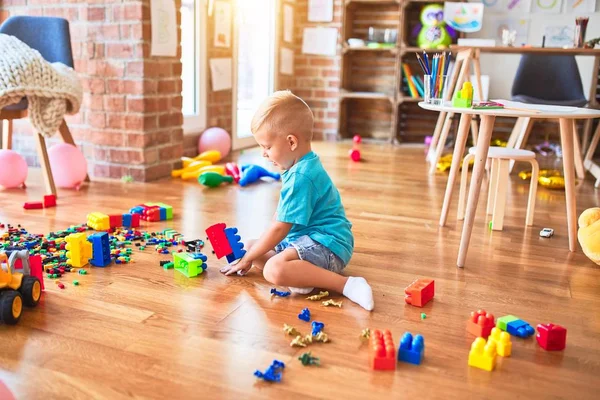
[276,151,354,265]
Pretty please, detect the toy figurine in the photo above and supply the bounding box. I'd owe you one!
[322,299,342,307]
[413,4,456,50]
[298,352,320,366]
[306,291,329,301]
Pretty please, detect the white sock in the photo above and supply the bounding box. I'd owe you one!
[342,277,374,311]
[289,286,314,295]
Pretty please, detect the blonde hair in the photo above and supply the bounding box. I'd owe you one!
[251,90,314,141]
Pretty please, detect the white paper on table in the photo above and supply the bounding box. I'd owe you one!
[302,27,337,56]
[280,48,294,75]
[470,75,489,102]
[150,0,177,56]
[492,99,580,113]
[209,58,232,91]
[214,1,231,48]
[283,4,294,43]
[531,0,563,13]
[443,2,484,33]
[308,0,334,22]
[565,0,596,12]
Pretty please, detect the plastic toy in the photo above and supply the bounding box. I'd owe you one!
[254,359,285,383]
[48,143,87,189]
[578,207,600,265]
[0,252,42,325]
[452,81,473,108]
[414,4,455,49]
[298,307,311,322]
[194,149,222,163]
[23,202,43,210]
[270,288,291,297]
[369,329,396,370]
[73,280,79,286]
[421,313,426,320]
[360,328,371,341]
[313,332,329,343]
[182,165,225,181]
[171,160,211,178]
[496,315,517,331]
[87,212,110,231]
[322,299,342,307]
[504,318,535,338]
[311,321,324,336]
[198,171,233,188]
[349,134,361,162]
[145,202,173,220]
[306,291,329,300]
[239,164,281,187]
[468,337,497,372]
[43,195,56,208]
[536,323,567,351]
[466,309,495,338]
[205,223,246,263]
[398,332,425,365]
[540,228,554,238]
[87,232,112,267]
[225,162,241,183]
[298,352,320,366]
[109,215,122,228]
[65,233,92,267]
[290,335,308,347]
[0,149,27,188]
[173,252,207,278]
[198,128,231,158]
[404,278,434,307]
[283,323,301,336]
[488,327,512,357]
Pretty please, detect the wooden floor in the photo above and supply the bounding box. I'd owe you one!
[1,142,599,400]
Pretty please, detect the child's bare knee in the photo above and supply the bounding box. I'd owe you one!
[263,258,286,285]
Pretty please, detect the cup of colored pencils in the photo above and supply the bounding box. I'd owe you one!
[416,52,450,105]
[574,17,589,48]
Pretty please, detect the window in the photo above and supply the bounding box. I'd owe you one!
[181,0,207,134]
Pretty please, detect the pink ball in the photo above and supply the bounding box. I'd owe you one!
[198,127,231,159]
[353,135,362,144]
[349,149,361,162]
[0,150,27,189]
[48,143,88,189]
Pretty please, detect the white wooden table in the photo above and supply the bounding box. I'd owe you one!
[419,101,600,268]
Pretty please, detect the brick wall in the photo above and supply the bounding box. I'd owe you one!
[0,0,183,182]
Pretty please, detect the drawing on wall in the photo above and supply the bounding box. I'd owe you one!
[504,0,532,13]
[280,48,294,75]
[302,27,337,56]
[284,4,294,43]
[544,25,574,48]
[481,0,502,11]
[308,0,334,22]
[482,16,530,46]
[214,1,231,48]
[444,2,484,33]
[150,0,177,56]
[531,0,563,13]
[209,58,232,91]
[565,0,596,12]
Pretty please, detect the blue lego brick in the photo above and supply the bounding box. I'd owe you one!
[224,227,246,263]
[122,213,132,227]
[254,360,285,383]
[398,332,424,365]
[298,307,311,322]
[159,207,167,221]
[87,232,112,267]
[129,206,144,215]
[506,319,535,338]
[311,321,324,336]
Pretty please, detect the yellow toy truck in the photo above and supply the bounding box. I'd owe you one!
[0,251,42,325]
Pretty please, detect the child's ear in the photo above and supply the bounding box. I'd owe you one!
[287,134,298,151]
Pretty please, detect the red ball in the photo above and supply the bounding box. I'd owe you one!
[353,135,362,144]
[349,149,361,162]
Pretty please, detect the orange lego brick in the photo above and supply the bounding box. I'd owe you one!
[466,309,495,338]
[369,329,396,370]
[404,278,435,307]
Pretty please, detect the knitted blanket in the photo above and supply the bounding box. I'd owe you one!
[0,33,82,137]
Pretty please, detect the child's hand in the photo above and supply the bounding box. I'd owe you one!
[220,257,252,276]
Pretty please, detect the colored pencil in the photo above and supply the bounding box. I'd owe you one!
[438,53,446,96]
[423,51,430,74]
[415,53,428,74]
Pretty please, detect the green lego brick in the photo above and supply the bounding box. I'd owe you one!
[173,252,204,278]
[163,262,174,270]
[497,315,519,331]
[156,203,173,220]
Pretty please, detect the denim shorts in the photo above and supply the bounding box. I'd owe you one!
[275,235,346,273]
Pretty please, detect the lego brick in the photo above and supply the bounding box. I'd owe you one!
[155,203,173,219]
[109,214,123,228]
[466,309,495,338]
[65,233,92,268]
[23,202,43,210]
[506,319,535,338]
[224,227,246,263]
[205,223,233,259]
[398,332,424,365]
[298,308,311,322]
[43,194,56,208]
[496,315,519,331]
[143,206,161,222]
[122,213,132,227]
[159,207,167,221]
[468,337,497,371]
[404,278,434,307]
[173,252,207,278]
[87,232,112,267]
[87,212,110,231]
[536,323,567,351]
[131,213,140,228]
[369,329,396,370]
[29,254,44,291]
[488,327,512,357]
[129,205,146,215]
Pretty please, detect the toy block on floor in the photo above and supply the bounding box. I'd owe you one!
[29,254,44,290]
[143,206,161,222]
[369,329,396,370]
[23,202,43,210]
[398,332,424,365]
[131,213,140,228]
[65,233,92,268]
[466,310,495,338]
[155,203,173,220]
[87,232,112,267]
[122,213,132,227]
[87,212,110,231]
[536,323,567,351]
[224,227,246,263]
[496,315,519,331]
[404,278,434,307]
[109,215,123,228]
[43,195,56,208]
[173,252,207,278]
[206,223,246,263]
[488,327,512,357]
[468,337,497,371]
[129,205,147,215]
[506,319,535,338]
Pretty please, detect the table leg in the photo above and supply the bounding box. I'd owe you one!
[572,120,585,180]
[559,118,578,252]
[457,115,495,268]
[440,113,473,226]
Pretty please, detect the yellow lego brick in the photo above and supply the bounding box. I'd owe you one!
[468,337,497,371]
[488,327,512,357]
[65,233,92,267]
[87,212,110,231]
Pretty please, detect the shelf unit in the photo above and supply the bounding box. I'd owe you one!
[338,0,459,143]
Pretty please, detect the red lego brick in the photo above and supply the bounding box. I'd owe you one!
[29,254,44,291]
[369,329,396,370]
[23,201,43,210]
[404,278,435,307]
[467,310,496,338]
[143,206,161,222]
[205,223,233,259]
[536,323,567,351]
[43,194,56,208]
[131,213,141,228]
[109,214,123,228]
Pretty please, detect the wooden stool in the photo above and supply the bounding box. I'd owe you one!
[458,147,539,231]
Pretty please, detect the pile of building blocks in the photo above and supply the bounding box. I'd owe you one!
[87,232,112,267]
[369,329,396,370]
[536,323,567,351]
[466,309,496,338]
[205,223,246,263]
[65,233,92,268]
[488,327,512,357]
[496,315,535,338]
[129,202,173,222]
[87,212,140,231]
[23,195,57,210]
[172,252,207,278]
[404,278,434,307]
[398,332,425,365]
[468,337,497,371]
[5,249,45,291]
